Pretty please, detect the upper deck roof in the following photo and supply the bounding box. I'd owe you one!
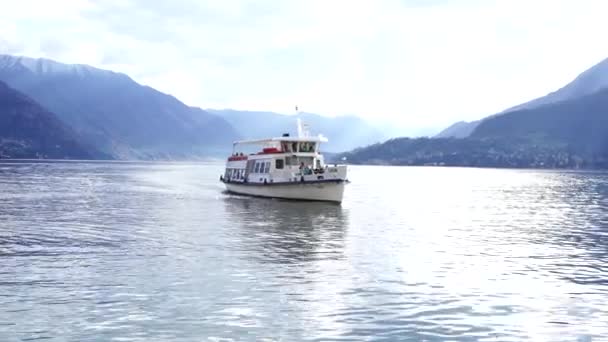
[233,135,328,146]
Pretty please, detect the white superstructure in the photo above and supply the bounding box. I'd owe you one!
[220,119,348,203]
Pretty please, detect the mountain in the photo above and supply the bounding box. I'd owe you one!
[0,80,101,159]
[342,75,608,169]
[209,109,386,152]
[504,57,608,112]
[0,55,239,159]
[471,87,608,156]
[338,136,582,168]
[436,57,608,138]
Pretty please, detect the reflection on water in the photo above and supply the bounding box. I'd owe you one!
[223,196,347,265]
[0,162,608,341]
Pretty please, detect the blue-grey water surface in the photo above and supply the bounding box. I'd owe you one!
[1,161,608,341]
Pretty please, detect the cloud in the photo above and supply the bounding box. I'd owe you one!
[1,0,608,135]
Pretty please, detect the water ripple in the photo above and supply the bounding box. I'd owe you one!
[0,162,607,341]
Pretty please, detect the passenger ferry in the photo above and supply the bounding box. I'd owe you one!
[220,119,348,203]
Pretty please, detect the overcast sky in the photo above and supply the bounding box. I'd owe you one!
[1,0,608,135]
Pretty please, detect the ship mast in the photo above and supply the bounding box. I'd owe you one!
[295,105,310,138]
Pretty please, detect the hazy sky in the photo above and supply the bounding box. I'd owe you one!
[1,0,608,135]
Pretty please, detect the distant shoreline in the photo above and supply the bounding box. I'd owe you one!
[341,162,608,172]
[3,158,608,173]
[0,158,225,164]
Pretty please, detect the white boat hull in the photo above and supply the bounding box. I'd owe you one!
[224,181,345,203]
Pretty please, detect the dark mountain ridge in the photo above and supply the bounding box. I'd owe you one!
[504,57,608,113]
[472,87,608,156]
[436,57,608,138]
[342,57,608,169]
[0,54,239,159]
[0,80,102,159]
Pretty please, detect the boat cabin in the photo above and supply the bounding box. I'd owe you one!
[222,133,346,185]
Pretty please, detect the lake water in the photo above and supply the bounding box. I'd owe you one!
[1,161,607,341]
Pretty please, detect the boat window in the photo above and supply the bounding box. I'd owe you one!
[254,162,260,173]
[292,142,298,152]
[307,142,316,152]
[275,159,284,169]
[298,157,314,166]
[264,161,271,173]
[299,142,316,152]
